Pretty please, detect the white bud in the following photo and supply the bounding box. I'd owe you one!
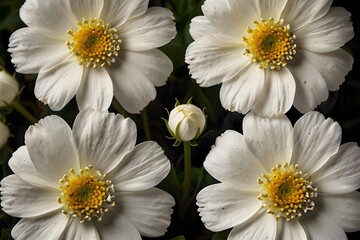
[168,103,206,142]
[0,69,19,107]
[0,121,9,148]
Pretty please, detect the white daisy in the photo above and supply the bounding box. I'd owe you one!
[8,0,176,113]
[197,111,360,239]
[0,108,174,239]
[185,0,354,117]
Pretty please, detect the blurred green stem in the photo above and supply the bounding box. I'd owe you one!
[140,108,151,140]
[182,141,192,204]
[12,101,37,124]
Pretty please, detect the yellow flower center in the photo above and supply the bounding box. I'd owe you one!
[66,18,122,68]
[57,165,115,223]
[257,163,317,221]
[242,18,296,69]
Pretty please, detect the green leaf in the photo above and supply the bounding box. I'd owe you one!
[170,235,186,240]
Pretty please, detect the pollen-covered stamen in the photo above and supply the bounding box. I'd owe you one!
[242,18,296,70]
[57,165,115,223]
[257,163,317,221]
[66,18,121,68]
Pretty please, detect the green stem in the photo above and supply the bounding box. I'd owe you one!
[12,101,37,124]
[182,141,192,203]
[140,108,151,140]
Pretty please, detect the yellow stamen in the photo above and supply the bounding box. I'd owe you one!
[258,163,317,221]
[58,165,115,223]
[243,18,296,69]
[66,18,121,68]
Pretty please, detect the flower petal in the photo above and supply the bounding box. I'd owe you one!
[189,16,214,40]
[243,112,293,171]
[276,219,307,240]
[25,115,79,185]
[120,7,176,51]
[109,141,170,192]
[69,0,104,21]
[34,58,83,111]
[227,210,277,240]
[72,108,136,173]
[317,191,360,232]
[76,67,113,111]
[114,49,173,87]
[204,130,265,190]
[291,111,341,174]
[19,0,76,36]
[9,146,55,188]
[253,68,296,117]
[11,212,70,240]
[0,175,61,218]
[196,183,261,232]
[109,52,157,114]
[295,7,354,53]
[8,28,69,74]
[288,50,329,113]
[297,49,353,91]
[313,143,360,194]
[219,64,264,114]
[96,212,141,240]
[101,0,149,29]
[115,188,174,237]
[63,221,100,240]
[185,36,248,87]
[281,0,331,31]
[300,208,347,240]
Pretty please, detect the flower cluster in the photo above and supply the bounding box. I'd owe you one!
[0,0,359,239]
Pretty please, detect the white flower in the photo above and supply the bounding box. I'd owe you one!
[185,0,354,117]
[196,111,360,239]
[0,108,175,239]
[8,0,176,113]
[0,121,10,148]
[0,68,19,107]
[168,102,206,142]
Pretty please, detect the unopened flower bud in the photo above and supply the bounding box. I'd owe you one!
[0,69,19,107]
[168,103,206,142]
[0,121,9,148]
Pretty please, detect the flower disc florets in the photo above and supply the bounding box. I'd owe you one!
[66,18,121,68]
[243,18,296,69]
[257,163,317,221]
[58,165,115,223]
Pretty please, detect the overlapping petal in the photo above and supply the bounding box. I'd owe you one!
[34,58,83,111]
[243,112,293,170]
[8,28,69,74]
[295,7,354,53]
[101,0,149,29]
[291,111,341,174]
[197,184,261,232]
[204,130,265,190]
[11,212,70,240]
[120,7,176,51]
[25,115,79,185]
[0,175,60,218]
[227,211,277,240]
[63,221,100,240]
[116,188,174,237]
[109,141,170,192]
[8,146,54,188]
[313,143,360,194]
[253,68,296,117]
[72,108,136,173]
[76,67,113,111]
[69,0,104,21]
[19,0,76,36]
